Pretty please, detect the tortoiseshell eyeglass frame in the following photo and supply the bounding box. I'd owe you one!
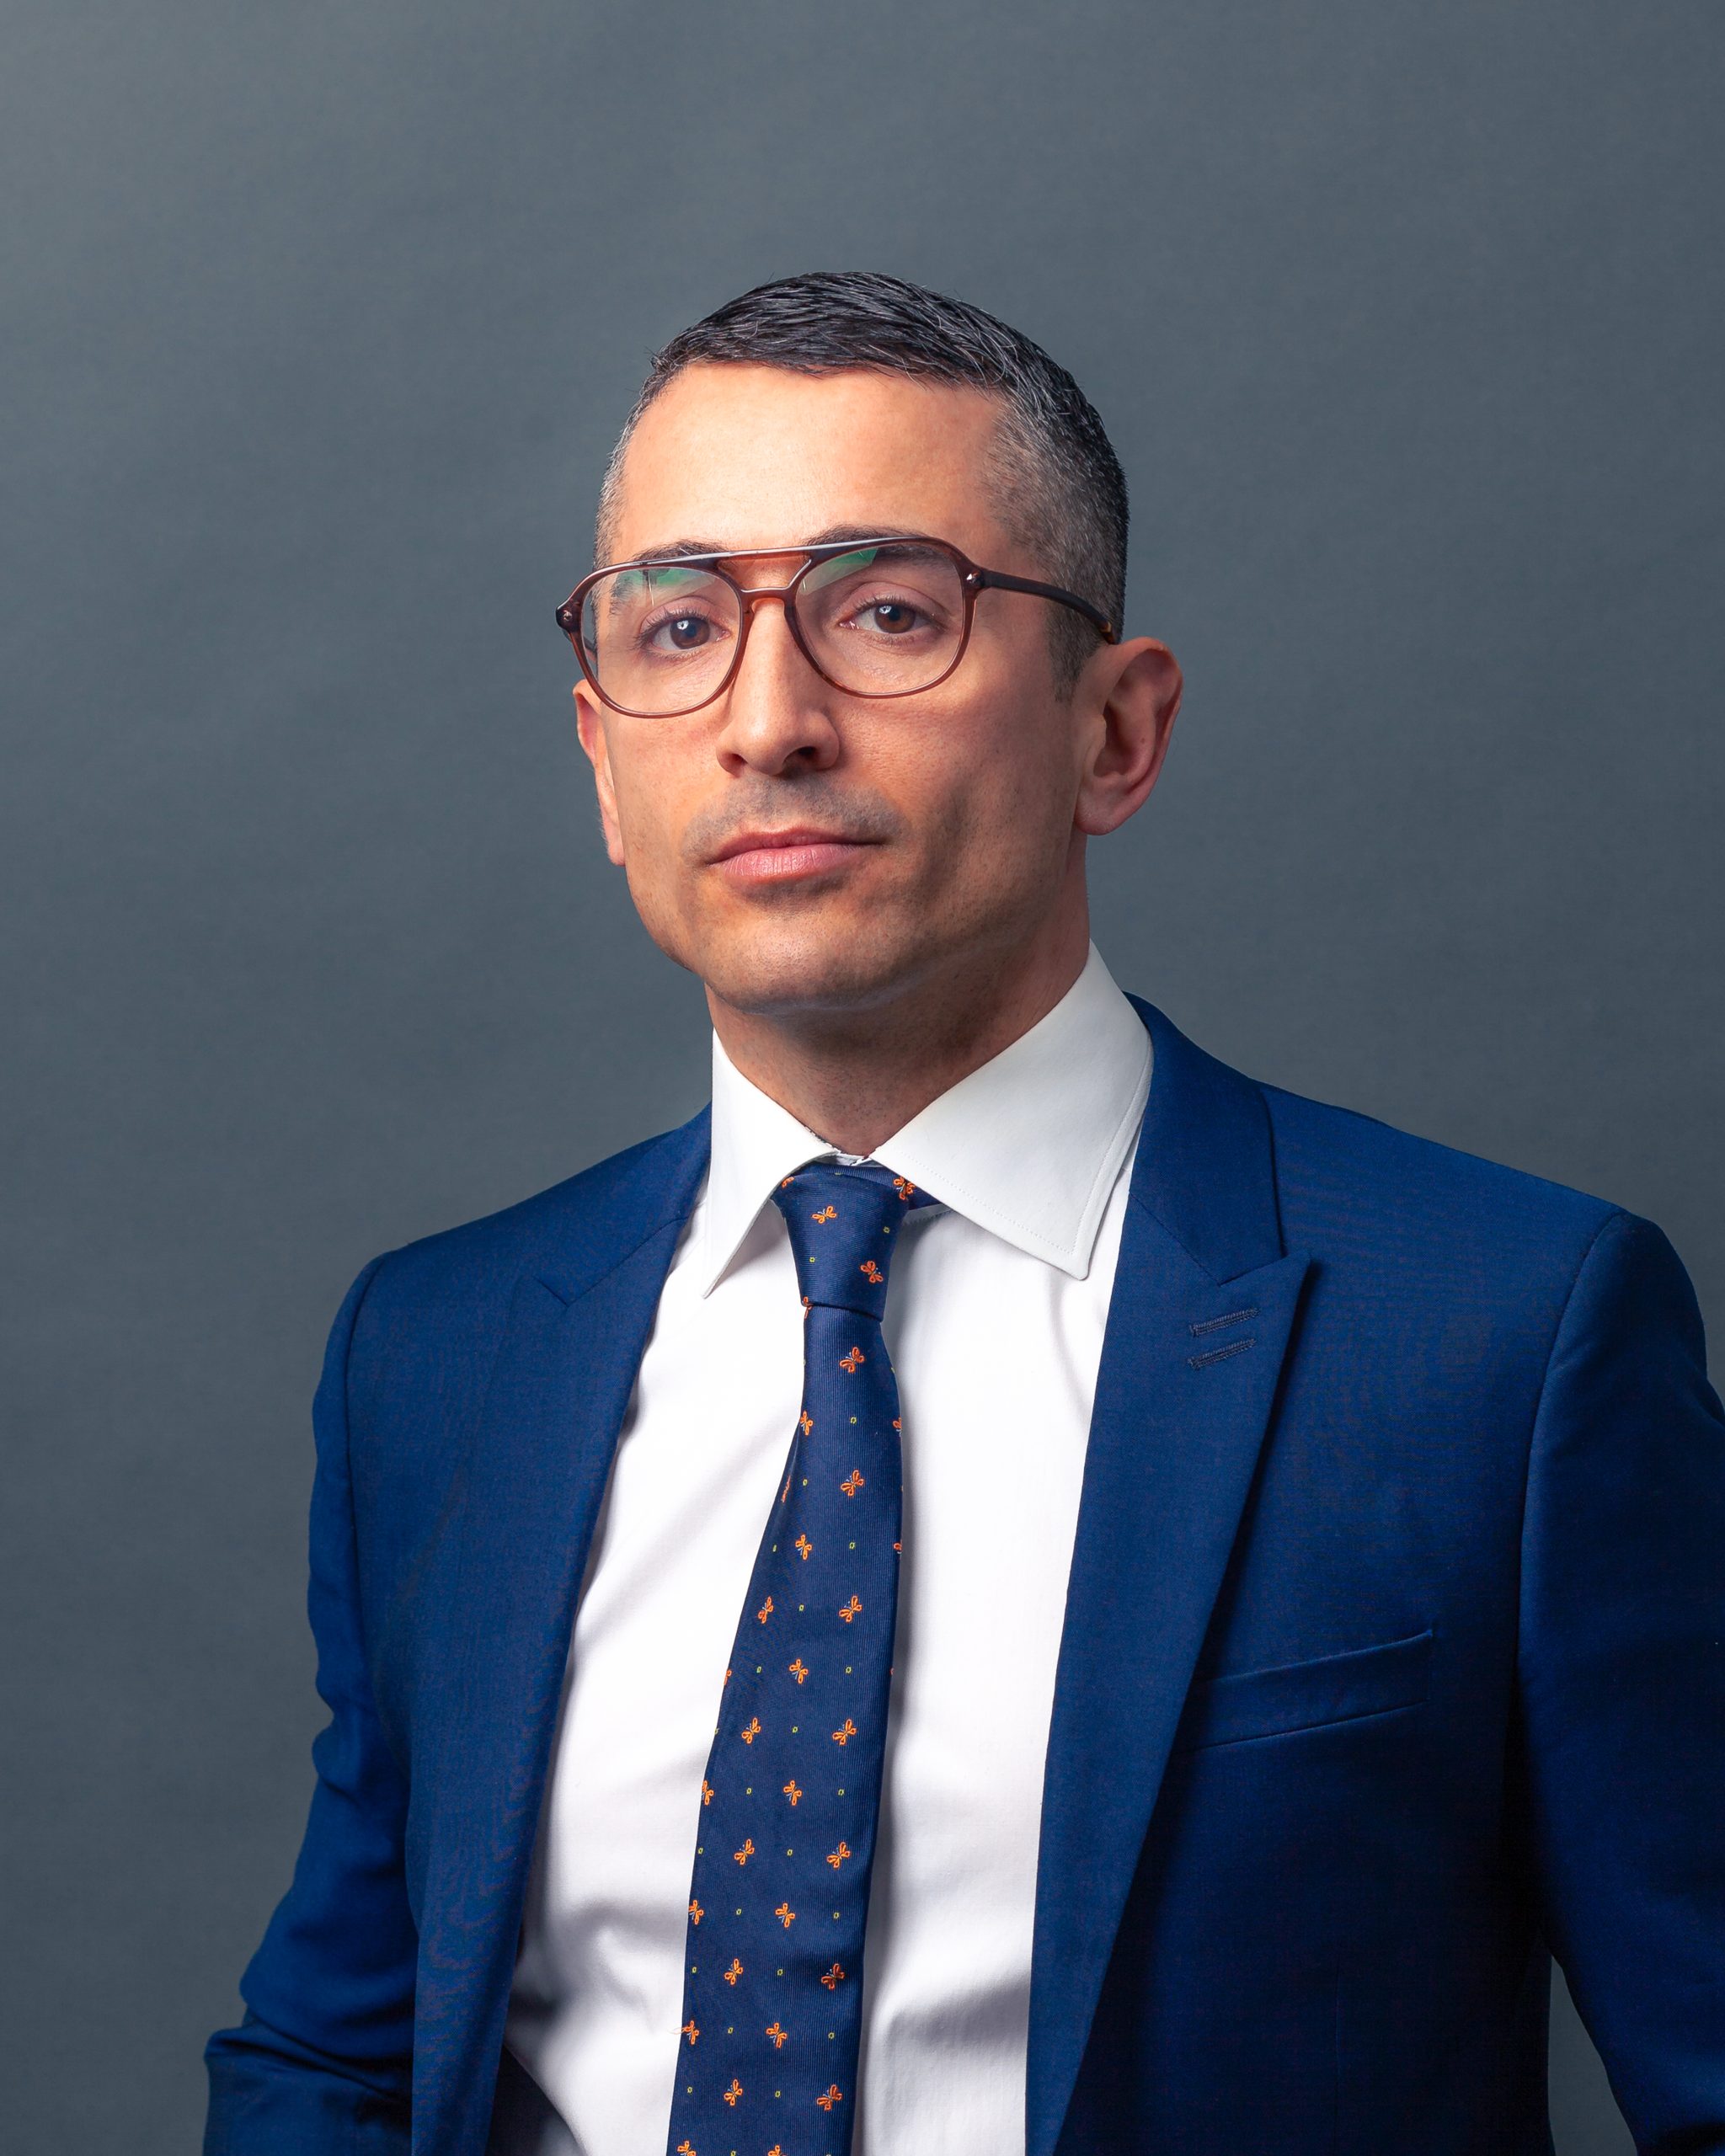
[554,534,1118,718]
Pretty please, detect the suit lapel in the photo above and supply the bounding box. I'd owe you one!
[412,1118,709,2156]
[1025,1004,1311,2156]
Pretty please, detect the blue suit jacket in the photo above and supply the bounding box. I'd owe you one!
[206,999,1725,2154]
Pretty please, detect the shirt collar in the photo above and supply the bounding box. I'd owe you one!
[697,943,1151,1294]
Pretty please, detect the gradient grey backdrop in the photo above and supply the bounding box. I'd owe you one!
[3,3,1721,2148]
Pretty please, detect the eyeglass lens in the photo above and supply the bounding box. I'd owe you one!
[579,543,968,713]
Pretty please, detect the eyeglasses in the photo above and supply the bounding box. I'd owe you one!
[555,535,1116,718]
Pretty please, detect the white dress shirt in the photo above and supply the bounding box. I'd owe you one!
[505,945,1151,2156]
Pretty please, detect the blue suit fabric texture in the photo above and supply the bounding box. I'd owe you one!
[666,1161,934,2156]
[204,998,1725,2156]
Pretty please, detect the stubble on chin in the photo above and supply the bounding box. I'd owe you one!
[695,904,938,1020]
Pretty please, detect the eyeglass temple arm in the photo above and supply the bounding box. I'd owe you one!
[970,568,1117,643]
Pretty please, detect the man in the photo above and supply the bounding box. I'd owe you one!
[206,272,1724,2156]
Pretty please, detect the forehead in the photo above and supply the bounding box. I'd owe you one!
[606,363,1019,565]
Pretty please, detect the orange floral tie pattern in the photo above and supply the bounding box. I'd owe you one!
[665,1161,933,2156]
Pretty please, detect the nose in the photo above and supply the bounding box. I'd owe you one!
[712,585,842,777]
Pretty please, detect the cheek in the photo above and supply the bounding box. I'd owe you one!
[610,740,692,860]
[920,707,1074,864]
[604,755,706,933]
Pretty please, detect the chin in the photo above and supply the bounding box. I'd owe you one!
[697,926,933,1020]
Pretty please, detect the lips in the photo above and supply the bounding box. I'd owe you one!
[708,828,876,883]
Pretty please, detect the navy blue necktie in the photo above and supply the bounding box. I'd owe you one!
[665,1161,933,2156]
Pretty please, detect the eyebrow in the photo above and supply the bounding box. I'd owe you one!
[613,524,938,566]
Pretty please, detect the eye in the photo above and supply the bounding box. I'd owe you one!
[799,545,962,648]
[637,603,729,657]
[838,587,944,638]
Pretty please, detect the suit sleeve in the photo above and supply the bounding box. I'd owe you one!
[1519,1209,1725,2152]
[205,1257,418,2154]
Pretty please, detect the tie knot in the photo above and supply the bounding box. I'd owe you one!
[772,1161,933,1317]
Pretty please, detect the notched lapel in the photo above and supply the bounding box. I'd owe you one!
[1027,1230,1310,2156]
[1027,1002,1311,2156]
[411,1209,696,2156]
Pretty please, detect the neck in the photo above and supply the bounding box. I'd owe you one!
[707,905,1092,1156]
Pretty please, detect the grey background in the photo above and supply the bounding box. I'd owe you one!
[3,2,1719,2148]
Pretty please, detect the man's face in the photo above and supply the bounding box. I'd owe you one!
[575,363,1154,1023]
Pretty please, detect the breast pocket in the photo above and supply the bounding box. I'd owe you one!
[1174,1628,1433,1753]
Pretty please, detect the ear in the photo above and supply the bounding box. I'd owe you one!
[574,682,629,867]
[1073,637,1183,837]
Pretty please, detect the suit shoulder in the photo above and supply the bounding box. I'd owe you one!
[354,1109,710,1326]
[1257,1076,1621,1278]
